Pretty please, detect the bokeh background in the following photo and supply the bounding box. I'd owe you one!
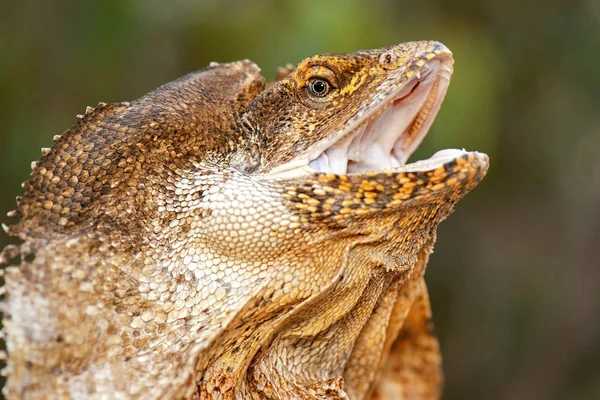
[1,0,598,398]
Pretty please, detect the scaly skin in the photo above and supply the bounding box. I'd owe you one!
[0,41,488,399]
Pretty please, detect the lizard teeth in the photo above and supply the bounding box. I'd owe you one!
[402,76,439,150]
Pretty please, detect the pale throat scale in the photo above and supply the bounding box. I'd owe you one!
[0,41,488,399]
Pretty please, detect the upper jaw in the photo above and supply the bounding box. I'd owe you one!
[267,52,457,178]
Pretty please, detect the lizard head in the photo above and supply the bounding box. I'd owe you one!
[249,41,481,175]
[245,41,488,232]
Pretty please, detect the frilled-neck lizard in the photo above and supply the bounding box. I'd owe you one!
[0,41,488,399]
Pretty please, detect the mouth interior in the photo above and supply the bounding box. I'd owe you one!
[305,57,464,175]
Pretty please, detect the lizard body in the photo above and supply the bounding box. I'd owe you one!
[0,41,488,399]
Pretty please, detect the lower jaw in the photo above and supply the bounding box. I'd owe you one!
[389,148,467,172]
[305,148,469,177]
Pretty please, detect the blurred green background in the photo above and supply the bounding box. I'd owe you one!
[1,0,598,398]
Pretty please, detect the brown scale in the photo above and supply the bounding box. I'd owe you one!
[1,42,488,399]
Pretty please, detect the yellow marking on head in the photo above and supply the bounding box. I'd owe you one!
[293,61,337,88]
[435,47,452,56]
[340,72,368,96]
[416,60,426,67]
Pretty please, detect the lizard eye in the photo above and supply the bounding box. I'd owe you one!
[307,78,332,97]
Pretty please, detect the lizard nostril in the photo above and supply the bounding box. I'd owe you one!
[378,51,398,70]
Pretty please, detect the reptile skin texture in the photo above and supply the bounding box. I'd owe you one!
[0,41,488,399]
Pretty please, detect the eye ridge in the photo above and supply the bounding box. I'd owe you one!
[307,78,332,97]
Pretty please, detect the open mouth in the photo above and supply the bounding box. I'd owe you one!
[269,53,469,177]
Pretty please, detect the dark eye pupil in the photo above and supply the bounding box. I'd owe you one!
[311,80,327,94]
